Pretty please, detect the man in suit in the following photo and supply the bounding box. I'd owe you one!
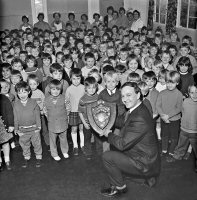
[100,82,161,197]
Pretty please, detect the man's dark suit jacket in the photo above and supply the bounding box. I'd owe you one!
[108,103,161,177]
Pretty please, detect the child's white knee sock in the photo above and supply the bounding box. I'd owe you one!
[79,131,84,148]
[71,132,78,148]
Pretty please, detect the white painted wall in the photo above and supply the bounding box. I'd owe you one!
[124,0,149,26]
[88,0,100,23]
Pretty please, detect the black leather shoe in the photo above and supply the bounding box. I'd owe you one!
[35,159,42,168]
[22,159,29,168]
[195,160,197,173]
[144,177,157,187]
[5,162,12,170]
[0,163,3,172]
[100,186,127,197]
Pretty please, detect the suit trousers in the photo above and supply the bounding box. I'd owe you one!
[49,130,68,157]
[19,130,42,160]
[102,150,148,187]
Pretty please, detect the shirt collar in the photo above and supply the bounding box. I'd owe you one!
[129,102,141,113]
[107,88,116,95]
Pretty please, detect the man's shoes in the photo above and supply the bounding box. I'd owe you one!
[100,186,127,197]
[35,159,42,168]
[5,161,12,170]
[0,163,3,172]
[144,177,157,188]
[22,159,29,168]
[73,148,79,156]
[166,154,176,162]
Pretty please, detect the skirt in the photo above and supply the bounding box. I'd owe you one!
[69,112,82,126]
[0,116,13,144]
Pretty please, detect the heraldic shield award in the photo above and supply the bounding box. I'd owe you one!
[87,100,116,135]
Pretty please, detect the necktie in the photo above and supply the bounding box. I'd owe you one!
[124,110,130,122]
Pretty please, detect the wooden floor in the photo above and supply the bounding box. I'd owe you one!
[0,141,197,200]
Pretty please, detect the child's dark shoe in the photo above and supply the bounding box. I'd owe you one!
[22,159,29,168]
[35,159,42,168]
[73,148,79,156]
[5,161,12,170]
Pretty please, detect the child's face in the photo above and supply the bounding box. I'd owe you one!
[33,40,40,47]
[86,84,97,96]
[45,48,53,55]
[63,48,70,55]
[64,59,73,69]
[142,46,149,54]
[86,58,95,68]
[152,64,162,76]
[56,54,63,64]
[26,47,32,53]
[166,81,177,91]
[120,51,128,61]
[129,39,137,47]
[189,86,197,102]
[105,77,117,91]
[27,34,33,42]
[2,68,11,79]
[100,44,107,53]
[17,89,29,102]
[169,48,177,57]
[43,58,51,67]
[71,52,78,60]
[12,62,23,71]
[179,64,189,73]
[133,48,141,56]
[28,79,38,91]
[107,49,115,57]
[71,75,81,86]
[158,76,166,85]
[0,82,10,94]
[182,39,190,44]
[11,75,21,85]
[128,59,138,72]
[32,48,39,57]
[20,54,27,62]
[27,60,35,68]
[77,43,83,50]
[52,71,63,81]
[150,47,157,56]
[50,88,61,97]
[161,53,170,64]
[145,78,155,89]
[180,47,189,56]
[140,35,146,42]
[6,58,13,65]
[59,37,66,45]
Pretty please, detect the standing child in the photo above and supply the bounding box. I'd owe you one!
[156,71,183,161]
[43,79,70,161]
[27,74,49,147]
[172,85,197,172]
[98,71,125,152]
[41,53,52,80]
[0,94,14,171]
[142,71,159,119]
[78,77,98,160]
[65,68,85,156]
[176,56,194,98]
[14,81,42,168]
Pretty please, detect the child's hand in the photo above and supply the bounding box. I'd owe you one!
[84,122,90,130]
[8,126,14,132]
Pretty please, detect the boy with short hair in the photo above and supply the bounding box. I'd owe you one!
[14,81,42,168]
[156,71,183,161]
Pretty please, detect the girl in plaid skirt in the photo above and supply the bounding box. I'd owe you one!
[65,68,85,155]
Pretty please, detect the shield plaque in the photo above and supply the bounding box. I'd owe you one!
[87,100,116,134]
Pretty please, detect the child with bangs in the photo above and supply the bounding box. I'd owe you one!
[14,81,42,168]
[156,71,183,161]
[65,68,85,156]
[78,77,99,160]
[43,79,70,161]
[44,63,69,97]
[127,72,141,83]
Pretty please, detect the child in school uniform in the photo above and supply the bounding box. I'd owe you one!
[98,71,125,152]
[156,71,183,162]
[65,68,85,156]
[78,77,99,160]
[14,81,42,168]
[43,79,70,161]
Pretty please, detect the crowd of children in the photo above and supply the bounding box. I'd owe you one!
[0,8,197,174]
